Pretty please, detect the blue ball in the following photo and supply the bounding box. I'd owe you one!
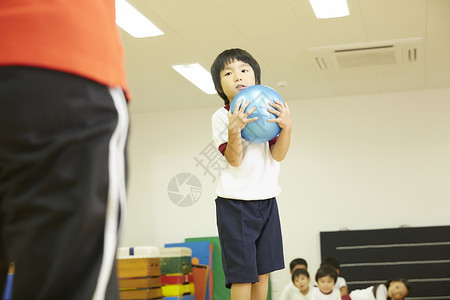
[230,85,284,143]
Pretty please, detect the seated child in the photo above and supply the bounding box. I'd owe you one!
[321,257,348,296]
[291,268,312,300]
[279,258,309,300]
[348,278,411,300]
[310,265,341,300]
[290,258,308,272]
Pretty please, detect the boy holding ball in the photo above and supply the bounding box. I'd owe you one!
[210,48,292,300]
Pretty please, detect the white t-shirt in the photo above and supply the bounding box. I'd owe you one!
[293,287,312,300]
[279,282,298,300]
[310,286,341,300]
[335,277,347,290]
[211,106,281,200]
[279,282,313,300]
[349,285,388,300]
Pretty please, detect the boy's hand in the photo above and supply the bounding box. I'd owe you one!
[268,99,292,162]
[225,99,257,167]
[267,99,291,130]
[228,99,258,132]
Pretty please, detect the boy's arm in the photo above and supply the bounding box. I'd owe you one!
[340,286,349,296]
[224,125,243,167]
[268,100,292,161]
[224,100,257,167]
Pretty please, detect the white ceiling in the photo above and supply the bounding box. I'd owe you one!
[121,0,450,113]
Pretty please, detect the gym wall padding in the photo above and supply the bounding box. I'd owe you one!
[185,237,230,300]
[320,225,450,300]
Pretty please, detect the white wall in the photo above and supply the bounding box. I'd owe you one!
[120,87,450,299]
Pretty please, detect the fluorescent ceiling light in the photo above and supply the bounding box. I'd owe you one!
[309,0,349,19]
[115,0,163,38]
[172,64,217,95]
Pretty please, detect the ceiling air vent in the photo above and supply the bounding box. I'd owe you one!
[308,37,422,71]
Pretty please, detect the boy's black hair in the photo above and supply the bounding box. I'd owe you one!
[291,268,310,283]
[315,265,338,283]
[210,48,261,105]
[290,258,308,271]
[321,256,340,271]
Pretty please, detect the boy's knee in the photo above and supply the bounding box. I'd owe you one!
[256,273,269,285]
[259,273,269,280]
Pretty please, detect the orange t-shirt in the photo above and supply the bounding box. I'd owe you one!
[0,0,130,99]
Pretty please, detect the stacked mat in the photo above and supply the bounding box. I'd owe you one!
[117,246,163,300]
[165,241,213,300]
[160,247,195,300]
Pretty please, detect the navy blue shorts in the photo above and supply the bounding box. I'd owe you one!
[215,197,285,288]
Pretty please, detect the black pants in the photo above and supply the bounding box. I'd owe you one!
[0,66,129,299]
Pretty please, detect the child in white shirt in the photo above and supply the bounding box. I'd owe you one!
[291,268,312,300]
[279,258,309,300]
[310,265,341,300]
[348,278,411,300]
[321,257,348,296]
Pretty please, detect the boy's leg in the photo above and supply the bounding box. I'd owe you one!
[251,274,269,300]
[0,67,128,299]
[230,274,269,300]
[215,198,261,288]
[231,283,251,300]
[255,198,284,274]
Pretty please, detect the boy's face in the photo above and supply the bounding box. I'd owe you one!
[219,59,256,102]
[293,274,310,293]
[317,275,335,294]
[387,281,408,299]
